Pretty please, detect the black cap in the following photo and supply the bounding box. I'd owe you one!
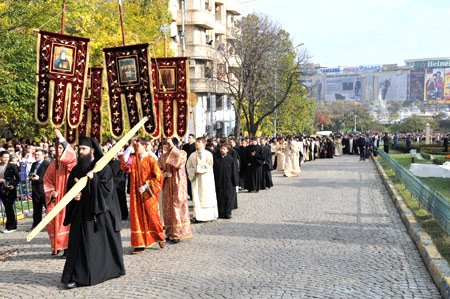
[78,136,103,161]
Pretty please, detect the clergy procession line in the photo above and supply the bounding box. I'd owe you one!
[1,129,377,290]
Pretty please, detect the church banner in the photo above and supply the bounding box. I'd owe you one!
[103,44,156,138]
[65,67,103,144]
[151,57,189,138]
[35,31,90,128]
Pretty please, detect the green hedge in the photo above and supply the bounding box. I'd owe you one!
[422,153,431,160]
[395,141,447,154]
[433,158,446,165]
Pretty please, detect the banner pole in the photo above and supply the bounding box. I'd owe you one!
[118,0,126,46]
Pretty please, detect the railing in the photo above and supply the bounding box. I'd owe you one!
[378,150,450,235]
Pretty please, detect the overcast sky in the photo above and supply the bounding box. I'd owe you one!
[241,0,450,67]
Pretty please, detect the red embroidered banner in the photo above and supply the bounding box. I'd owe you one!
[151,57,189,138]
[65,67,103,144]
[35,31,90,128]
[103,44,156,138]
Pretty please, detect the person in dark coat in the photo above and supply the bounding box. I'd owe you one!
[62,137,125,289]
[443,134,449,152]
[259,138,273,189]
[213,144,238,219]
[356,134,367,161]
[0,151,20,233]
[237,138,248,189]
[109,155,128,220]
[29,149,50,229]
[181,134,196,199]
[244,137,263,193]
[382,132,390,153]
[406,134,412,153]
[227,138,240,209]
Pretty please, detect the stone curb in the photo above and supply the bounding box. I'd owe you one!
[372,156,450,299]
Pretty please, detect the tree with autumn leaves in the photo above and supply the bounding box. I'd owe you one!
[0,0,170,140]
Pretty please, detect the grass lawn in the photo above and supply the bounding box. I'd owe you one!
[389,153,450,201]
[379,158,450,264]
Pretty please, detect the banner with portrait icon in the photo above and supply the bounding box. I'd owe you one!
[35,31,90,128]
[103,44,157,138]
[151,57,189,138]
[65,67,103,144]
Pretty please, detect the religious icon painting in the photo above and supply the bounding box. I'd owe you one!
[117,56,139,85]
[158,67,177,92]
[51,44,76,74]
[103,44,157,138]
[151,57,189,138]
[35,31,90,129]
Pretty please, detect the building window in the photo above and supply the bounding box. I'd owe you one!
[206,95,211,112]
[216,95,223,111]
[205,0,210,11]
[227,97,232,110]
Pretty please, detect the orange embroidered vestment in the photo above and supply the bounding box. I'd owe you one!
[121,154,165,248]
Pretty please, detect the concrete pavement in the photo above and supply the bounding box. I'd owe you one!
[0,155,441,298]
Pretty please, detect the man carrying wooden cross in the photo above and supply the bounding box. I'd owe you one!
[61,136,125,289]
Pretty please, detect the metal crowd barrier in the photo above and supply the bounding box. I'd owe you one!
[378,150,450,235]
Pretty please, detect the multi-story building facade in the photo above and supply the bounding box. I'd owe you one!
[305,57,450,107]
[169,0,241,137]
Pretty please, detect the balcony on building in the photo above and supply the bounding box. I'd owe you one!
[225,0,241,15]
[178,9,215,29]
[185,43,214,60]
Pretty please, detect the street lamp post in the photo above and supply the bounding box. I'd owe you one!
[274,69,277,137]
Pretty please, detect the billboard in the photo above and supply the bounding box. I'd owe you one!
[444,68,450,101]
[424,68,445,101]
[324,76,361,101]
[409,71,425,101]
[377,75,407,101]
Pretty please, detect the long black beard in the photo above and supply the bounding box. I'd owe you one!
[77,153,94,177]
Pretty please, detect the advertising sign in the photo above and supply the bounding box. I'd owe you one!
[377,75,407,101]
[424,68,445,101]
[324,76,361,101]
[409,71,425,101]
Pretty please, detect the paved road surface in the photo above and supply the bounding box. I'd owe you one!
[0,155,441,298]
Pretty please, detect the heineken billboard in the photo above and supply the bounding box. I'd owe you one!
[406,59,450,69]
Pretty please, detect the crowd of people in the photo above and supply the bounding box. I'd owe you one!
[1,128,448,289]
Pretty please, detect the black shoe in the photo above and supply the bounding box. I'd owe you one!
[51,250,60,256]
[61,250,67,259]
[225,215,232,219]
[26,226,36,232]
[169,239,180,244]
[66,281,77,289]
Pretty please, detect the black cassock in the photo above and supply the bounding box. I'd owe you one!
[244,145,263,192]
[228,147,240,209]
[213,152,239,218]
[260,144,273,189]
[62,163,125,286]
[109,159,128,220]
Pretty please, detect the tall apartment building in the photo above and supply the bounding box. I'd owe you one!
[169,0,241,137]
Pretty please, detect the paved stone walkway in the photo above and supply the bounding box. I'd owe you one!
[0,155,441,298]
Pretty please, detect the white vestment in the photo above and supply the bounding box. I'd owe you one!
[284,141,301,177]
[186,149,218,221]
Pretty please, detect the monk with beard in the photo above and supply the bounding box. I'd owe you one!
[61,137,125,289]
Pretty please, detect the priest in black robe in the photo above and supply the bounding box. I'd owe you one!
[62,137,125,289]
[213,144,239,219]
[182,134,196,199]
[244,137,263,193]
[109,156,128,220]
[260,138,273,189]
